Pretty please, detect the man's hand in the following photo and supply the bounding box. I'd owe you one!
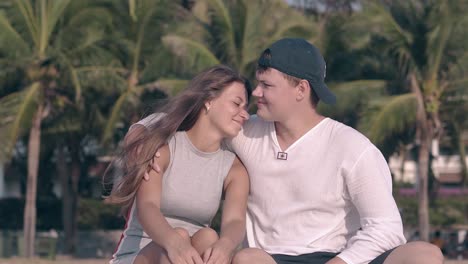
[143,151,161,181]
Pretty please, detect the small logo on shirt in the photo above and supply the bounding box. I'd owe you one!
[277,152,288,160]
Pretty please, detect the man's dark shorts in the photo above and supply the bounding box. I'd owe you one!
[271,248,396,264]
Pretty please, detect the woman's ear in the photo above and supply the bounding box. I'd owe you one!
[204,101,212,113]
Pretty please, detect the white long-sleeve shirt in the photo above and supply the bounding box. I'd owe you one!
[228,116,406,264]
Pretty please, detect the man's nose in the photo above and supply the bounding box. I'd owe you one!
[252,86,262,97]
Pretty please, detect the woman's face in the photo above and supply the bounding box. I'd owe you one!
[208,81,250,138]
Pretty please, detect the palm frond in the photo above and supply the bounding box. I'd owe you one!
[448,80,468,93]
[129,0,137,21]
[237,0,262,73]
[27,0,72,56]
[43,0,71,45]
[57,52,82,102]
[0,9,30,58]
[269,15,315,44]
[205,0,237,66]
[365,1,413,43]
[14,0,38,49]
[79,69,128,95]
[245,0,317,74]
[101,90,134,145]
[162,35,220,73]
[364,93,417,145]
[359,1,415,73]
[59,8,112,54]
[42,111,81,135]
[319,80,388,122]
[426,0,453,83]
[152,79,189,96]
[192,0,209,23]
[447,51,468,83]
[0,82,40,162]
[131,4,156,75]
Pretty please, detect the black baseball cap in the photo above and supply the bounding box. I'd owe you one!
[257,38,336,104]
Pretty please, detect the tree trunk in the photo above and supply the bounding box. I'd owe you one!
[69,139,81,254]
[417,132,431,241]
[59,137,81,255]
[410,74,431,241]
[23,104,43,258]
[57,145,74,254]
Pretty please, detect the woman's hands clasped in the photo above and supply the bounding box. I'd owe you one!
[202,238,236,264]
[165,232,204,264]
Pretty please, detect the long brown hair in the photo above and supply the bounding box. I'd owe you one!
[104,65,251,213]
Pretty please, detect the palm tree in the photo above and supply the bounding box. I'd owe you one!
[44,97,110,254]
[350,0,468,241]
[300,4,398,144]
[101,0,176,145]
[0,0,114,257]
[158,0,316,82]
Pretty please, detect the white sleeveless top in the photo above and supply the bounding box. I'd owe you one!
[111,124,235,263]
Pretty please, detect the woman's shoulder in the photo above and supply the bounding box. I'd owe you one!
[129,113,166,130]
[154,143,171,173]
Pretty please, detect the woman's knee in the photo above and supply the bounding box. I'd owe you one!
[190,227,219,254]
[174,227,191,241]
[192,227,219,242]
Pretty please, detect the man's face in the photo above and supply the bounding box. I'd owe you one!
[253,68,297,122]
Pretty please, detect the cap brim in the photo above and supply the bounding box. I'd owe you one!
[309,81,336,105]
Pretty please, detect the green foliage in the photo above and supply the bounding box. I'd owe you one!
[0,0,117,162]
[396,195,468,228]
[334,0,468,160]
[362,93,417,145]
[100,0,177,146]
[0,198,124,230]
[160,0,315,79]
[318,80,387,127]
[0,198,62,230]
[77,199,125,230]
[0,83,40,162]
[153,79,189,97]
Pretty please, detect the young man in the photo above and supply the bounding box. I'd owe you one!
[146,39,443,264]
[227,38,443,264]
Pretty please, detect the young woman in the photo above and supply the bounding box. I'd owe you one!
[105,65,251,264]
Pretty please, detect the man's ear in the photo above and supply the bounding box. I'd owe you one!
[296,79,310,101]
